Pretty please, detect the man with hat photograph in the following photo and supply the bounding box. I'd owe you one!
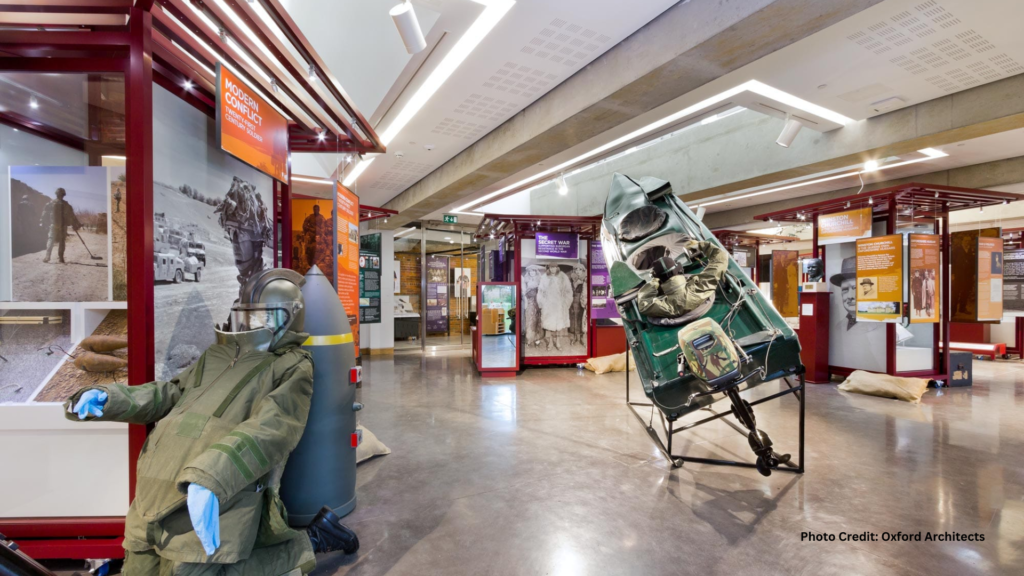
[829,254,885,372]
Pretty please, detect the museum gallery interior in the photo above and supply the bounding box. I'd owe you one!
[4,1,1024,575]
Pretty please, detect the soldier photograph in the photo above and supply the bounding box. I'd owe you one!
[8,165,110,302]
[292,200,334,277]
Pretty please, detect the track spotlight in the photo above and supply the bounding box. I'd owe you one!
[317,129,326,142]
[775,117,803,148]
[307,65,317,82]
[390,1,427,55]
[271,78,279,93]
[845,201,851,209]
[868,197,873,205]
[557,173,568,196]
[183,79,193,90]
[29,96,39,109]
[863,159,879,171]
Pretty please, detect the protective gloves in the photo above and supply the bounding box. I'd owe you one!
[187,484,220,556]
[73,389,108,420]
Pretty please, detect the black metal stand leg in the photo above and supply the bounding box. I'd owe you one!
[626,372,806,475]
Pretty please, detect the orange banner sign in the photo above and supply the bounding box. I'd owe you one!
[856,234,903,322]
[977,237,1004,321]
[217,64,289,182]
[818,207,873,246]
[336,183,361,356]
[909,234,940,324]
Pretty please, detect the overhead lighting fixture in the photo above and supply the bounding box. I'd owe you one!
[557,173,568,196]
[696,148,949,208]
[776,117,803,148]
[291,176,335,185]
[317,130,326,141]
[183,79,193,90]
[868,197,874,205]
[307,65,317,82]
[345,0,514,187]
[863,159,879,172]
[845,201,851,209]
[918,147,945,158]
[384,218,389,223]
[29,96,39,109]
[270,78,279,93]
[102,155,127,161]
[390,1,427,54]
[454,80,852,215]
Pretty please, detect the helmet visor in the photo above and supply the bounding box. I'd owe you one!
[228,302,301,335]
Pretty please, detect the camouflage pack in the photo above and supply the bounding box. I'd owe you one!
[677,317,742,389]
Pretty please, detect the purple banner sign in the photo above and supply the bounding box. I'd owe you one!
[536,232,578,259]
[426,255,449,332]
[590,243,619,319]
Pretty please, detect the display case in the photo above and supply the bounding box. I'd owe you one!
[475,282,519,377]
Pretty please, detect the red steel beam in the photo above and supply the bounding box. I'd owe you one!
[256,0,383,153]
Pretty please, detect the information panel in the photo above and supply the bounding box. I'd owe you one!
[1004,249,1024,311]
[426,255,449,332]
[771,250,799,318]
[818,207,873,246]
[216,64,288,182]
[856,234,903,322]
[950,228,1001,323]
[909,234,940,324]
[977,237,1004,321]
[336,183,360,355]
[590,242,619,319]
[359,233,382,324]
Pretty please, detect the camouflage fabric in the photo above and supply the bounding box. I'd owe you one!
[677,317,741,382]
[637,241,728,318]
[66,331,315,571]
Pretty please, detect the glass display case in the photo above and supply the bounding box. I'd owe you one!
[475,282,519,376]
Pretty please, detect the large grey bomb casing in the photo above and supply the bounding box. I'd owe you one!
[280,265,358,525]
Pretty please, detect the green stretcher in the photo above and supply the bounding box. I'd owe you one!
[603,173,804,475]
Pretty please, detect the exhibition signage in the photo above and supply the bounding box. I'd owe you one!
[590,243,619,319]
[908,234,940,324]
[359,233,382,324]
[771,250,799,318]
[426,255,449,332]
[818,207,873,246]
[536,232,578,259]
[1004,249,1024,311]
[336,183,361,355]
[216,64,289,183]
[977,237,1004,321]
[950,228,1001,323]
[856,234,903,322]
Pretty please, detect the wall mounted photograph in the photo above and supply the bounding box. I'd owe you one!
[0,308,72,404]
[152,85,274,380]
[521,257,588,357]
[8,166,111,302]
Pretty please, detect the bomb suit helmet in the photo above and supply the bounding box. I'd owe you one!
[219,268,306,351]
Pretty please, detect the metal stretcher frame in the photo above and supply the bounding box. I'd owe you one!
[624,351,806,473]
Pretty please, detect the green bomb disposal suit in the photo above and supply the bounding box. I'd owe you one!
[65,330,316,576]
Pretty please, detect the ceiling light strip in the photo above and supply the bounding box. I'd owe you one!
[344,0,515,186]
[453,80,851,215]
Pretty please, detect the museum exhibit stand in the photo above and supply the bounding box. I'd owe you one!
[474,215,623,372]
[754,183,1024,384]
[0,3,383,560]
[474,282,520,377]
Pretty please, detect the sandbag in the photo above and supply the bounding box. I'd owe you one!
[356,424,391,464]
[838,370,929,403]
[584,351,637,374]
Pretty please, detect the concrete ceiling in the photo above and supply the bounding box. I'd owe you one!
[411,0,1024,223]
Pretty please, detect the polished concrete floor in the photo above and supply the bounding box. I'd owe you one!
[310,353,1024,576]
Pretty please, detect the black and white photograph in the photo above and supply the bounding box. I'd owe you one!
[827,244,885,372]
[0,308,72,404]
[521,257,588,357]
[8,166,111,302]
[152,85,274,380]
[910,269,937,319]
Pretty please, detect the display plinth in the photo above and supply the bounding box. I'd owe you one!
[797,292,830,383]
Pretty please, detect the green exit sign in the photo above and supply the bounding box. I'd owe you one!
[443,215,458,224]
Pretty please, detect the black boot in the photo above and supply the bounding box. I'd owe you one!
[306,506,359,555]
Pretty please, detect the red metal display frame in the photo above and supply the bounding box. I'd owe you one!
[754,182,1024,382]
[0,2,380,560]
[475,282,521,377]
[474,215,602,367]
[712,230,798,284]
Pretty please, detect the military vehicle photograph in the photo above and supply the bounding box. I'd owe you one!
[7,165,111,303]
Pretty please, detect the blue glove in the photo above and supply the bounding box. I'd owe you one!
[187,484,220,556]
[73,389,108,420]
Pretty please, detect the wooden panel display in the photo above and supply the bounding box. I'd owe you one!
[951,228,1001,323]
[771,250,799,318]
